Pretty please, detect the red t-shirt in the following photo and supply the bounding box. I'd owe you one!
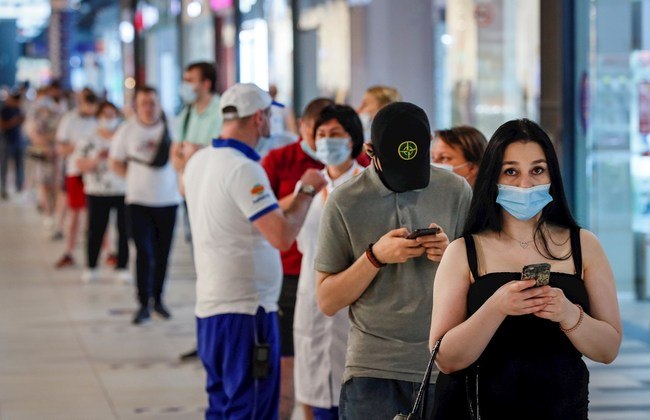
[262,140,324,276]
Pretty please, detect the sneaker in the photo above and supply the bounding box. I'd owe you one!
[50,230,64,241]
[105,253,118,267]
[55,254,75,269]
[152,302,172,319]
[81,268,99,283]
[1,191,8,200]
[114,269,132,284]
[132,307,150,325]
[179,348,199,362]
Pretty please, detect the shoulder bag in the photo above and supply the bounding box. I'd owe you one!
[393,336,443,420]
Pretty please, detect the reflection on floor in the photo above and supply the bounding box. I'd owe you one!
[0,196,649,419]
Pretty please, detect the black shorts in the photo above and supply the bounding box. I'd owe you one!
[277,274,299,357]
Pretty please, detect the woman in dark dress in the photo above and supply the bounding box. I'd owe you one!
[429,119,622,419]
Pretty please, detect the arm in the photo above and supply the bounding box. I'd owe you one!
[56,142,75,157]
[316,228,425,316]
[534,230,622,364]
[0,113,24,130]
[76,157,100,172]
[252,169,327,251]
[429,239,549,373]
[109,159,127,177]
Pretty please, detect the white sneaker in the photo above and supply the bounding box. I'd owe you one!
[115,269,132,284]
[81,268,99,283]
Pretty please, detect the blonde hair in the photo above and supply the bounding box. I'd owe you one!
[366,85,401,107]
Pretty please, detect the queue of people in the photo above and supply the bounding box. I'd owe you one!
[1,71,622,420]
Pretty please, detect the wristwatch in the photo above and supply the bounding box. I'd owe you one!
[298,182,317,197]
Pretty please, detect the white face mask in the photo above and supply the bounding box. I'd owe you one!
[98,118,120,132]
[431,162,454,171]
[431,161,470,172]
[359,112,372,140]
[315,137,351,166]
[179,81,198,104]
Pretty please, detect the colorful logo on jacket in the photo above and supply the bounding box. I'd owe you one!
[397,141,417,160]
[251,184,265,196]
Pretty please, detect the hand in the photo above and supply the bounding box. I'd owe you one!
[415,223,449,262]
[532,287,579,326]
[488,280,552,317]
[170,142,184,172]
[372,228,425,264]
[98,149,109,159]
[299,168,327,194]
[181,141,201,159]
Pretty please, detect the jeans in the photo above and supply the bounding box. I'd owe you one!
[86,195,128,269]
[0,140,25,194]
[127,204,177,307]
[339,376,437,420]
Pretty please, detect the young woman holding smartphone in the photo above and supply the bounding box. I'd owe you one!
[429,119,622,419]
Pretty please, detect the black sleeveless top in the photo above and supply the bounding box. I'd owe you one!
[432,229,590,420]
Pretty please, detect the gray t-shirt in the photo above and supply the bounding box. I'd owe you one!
[315,165,472,383]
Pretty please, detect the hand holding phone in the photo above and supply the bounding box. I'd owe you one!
[406,227,441,240]
[520,263,551,287]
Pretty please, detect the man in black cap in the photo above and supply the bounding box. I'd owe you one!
[314,102,472,418]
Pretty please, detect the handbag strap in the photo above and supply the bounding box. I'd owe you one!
[411,336,443,418]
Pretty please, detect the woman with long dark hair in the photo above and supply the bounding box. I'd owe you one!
[429,119,621,419]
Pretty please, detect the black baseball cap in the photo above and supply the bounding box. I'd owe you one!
[371,102,431,192]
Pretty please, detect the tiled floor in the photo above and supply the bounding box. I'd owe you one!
[1,195,650,419]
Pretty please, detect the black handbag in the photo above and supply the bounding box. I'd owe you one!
[393,336,443,420]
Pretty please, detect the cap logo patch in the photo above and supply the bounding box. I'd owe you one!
[398,141,418,160]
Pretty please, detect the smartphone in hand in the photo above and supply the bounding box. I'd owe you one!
[521,263,551,287]
[406,227,441,240]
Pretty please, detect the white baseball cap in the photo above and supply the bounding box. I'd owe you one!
[221,83,284,120]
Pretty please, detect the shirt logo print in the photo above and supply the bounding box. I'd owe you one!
[398,141,418,160]
[251,184,265,196]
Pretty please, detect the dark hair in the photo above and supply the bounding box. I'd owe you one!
[95,101,120,118]
[81,88,98,104]
[313,104,364,159]
[463,118,579,260]
[186,62,217,93]
[435,125,487,166]
[302,97,334,121]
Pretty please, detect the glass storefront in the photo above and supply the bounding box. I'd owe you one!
[585,0,650,298]
[433,0,540,137]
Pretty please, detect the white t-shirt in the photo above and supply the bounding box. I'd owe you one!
[109,117,181,207]
[73,133,126,196]
[56,110,97,176]
[183,139,282,318]
[294,161,362,407]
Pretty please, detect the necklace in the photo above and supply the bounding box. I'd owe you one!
[501,230,534,249]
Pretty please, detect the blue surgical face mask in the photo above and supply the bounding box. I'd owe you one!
[179,82,197,104]
[300,139,320,162]
[496,183,553,221]
[315,137,351,166]
[98,118,120,132]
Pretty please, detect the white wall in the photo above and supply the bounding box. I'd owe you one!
[350,0,435,119]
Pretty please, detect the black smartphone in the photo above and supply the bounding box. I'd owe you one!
[520,263,551,287]
[252,343,271,379]
[406,227,441,239]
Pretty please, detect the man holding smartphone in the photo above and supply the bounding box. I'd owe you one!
[314,102,472,419]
